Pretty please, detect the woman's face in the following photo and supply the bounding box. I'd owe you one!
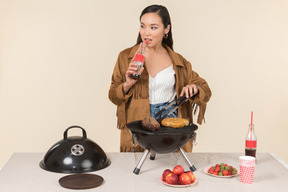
[139,13,170,48]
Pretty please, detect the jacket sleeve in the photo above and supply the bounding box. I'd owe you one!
[184,57,212,124]
[182,57,211,104]
[108,51,135,129]
[108,51,133,106]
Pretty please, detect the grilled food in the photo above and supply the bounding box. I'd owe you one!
[161,118,189,128]
[141,117,160,131]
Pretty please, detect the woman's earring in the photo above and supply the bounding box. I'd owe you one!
[164,33,168,39]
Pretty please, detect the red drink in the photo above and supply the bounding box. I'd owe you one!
[245,123,257,158]
[245,148,256,158]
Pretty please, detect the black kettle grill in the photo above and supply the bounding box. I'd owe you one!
[126,120,197,174]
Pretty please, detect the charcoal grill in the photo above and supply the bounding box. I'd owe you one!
[126,120,197,174]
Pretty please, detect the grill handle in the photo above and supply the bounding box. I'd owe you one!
[64,126,87,140]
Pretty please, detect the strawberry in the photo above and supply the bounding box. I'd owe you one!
[232,168,237,175]
[222,170,228,176]
[228,170,232,175]
[213,172,218,176]
[215,167,220,172]
[209,168,214,174]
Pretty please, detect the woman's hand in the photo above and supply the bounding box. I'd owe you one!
[123,61,144,94]
[180,84,199,99]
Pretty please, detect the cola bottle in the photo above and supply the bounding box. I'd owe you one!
[130,43,145,79]
[245,124,257,158]
[130,39,151,79]
[130,54,144,79]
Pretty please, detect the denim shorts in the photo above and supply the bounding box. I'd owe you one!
[150,101,178,119]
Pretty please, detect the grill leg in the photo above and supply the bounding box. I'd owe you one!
[150,151,156,160]
[179,147,196,172]
[133,149,150,174]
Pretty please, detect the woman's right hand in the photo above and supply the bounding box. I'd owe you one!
[123,61,144,94]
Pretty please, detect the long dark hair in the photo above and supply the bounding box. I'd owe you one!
[136,5,173,50]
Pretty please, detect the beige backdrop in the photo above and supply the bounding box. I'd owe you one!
[1,0,288,168]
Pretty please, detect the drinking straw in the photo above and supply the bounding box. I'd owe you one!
[250,111,253,141]
[139,39,150,53]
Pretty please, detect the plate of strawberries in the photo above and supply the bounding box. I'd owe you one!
[204,163,239,178]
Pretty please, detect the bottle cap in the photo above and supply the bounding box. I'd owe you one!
[134,54,144,62]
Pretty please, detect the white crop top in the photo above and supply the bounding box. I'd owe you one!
[149,65,176,104]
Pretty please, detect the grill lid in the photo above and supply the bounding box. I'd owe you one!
[40,126,110,173]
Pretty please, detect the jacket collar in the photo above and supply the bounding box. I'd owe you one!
[128,44,140,59]
[128,43,185,68]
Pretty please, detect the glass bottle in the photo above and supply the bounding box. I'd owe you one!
[245,124,257,158]
[130,43,145,79]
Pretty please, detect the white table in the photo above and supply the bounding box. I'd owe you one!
[0,152,288,192]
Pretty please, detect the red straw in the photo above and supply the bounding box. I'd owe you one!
[139,39,150,53]
[250,111,253,140]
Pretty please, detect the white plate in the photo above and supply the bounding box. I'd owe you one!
[203,166,239,178]
[160,178,198,188]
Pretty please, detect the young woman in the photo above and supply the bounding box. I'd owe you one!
[109,5,211,152]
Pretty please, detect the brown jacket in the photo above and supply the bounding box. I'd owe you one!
[109,45,211,152]
[109,44,211,151]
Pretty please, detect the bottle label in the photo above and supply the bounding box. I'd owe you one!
[246,140,257,148]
